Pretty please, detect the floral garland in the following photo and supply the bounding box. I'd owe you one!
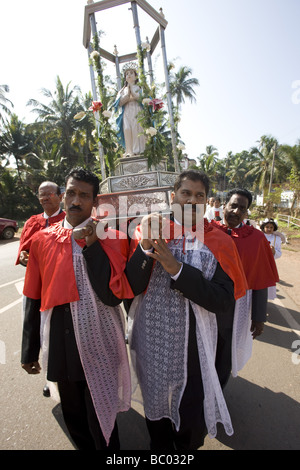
[136,45,186,170]
[74,33,122,175]
[75,37,177,172]
[135,43,168,167]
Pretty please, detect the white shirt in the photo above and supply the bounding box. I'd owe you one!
[43,208,61,219]
[64,217,92,230]
[264,233,282,259]
[205,206,223,222]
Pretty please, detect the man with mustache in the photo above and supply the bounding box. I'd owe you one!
[21,167,133,450]
[210,188,279,400]
[212,188,279,342]
[125,170,248,450]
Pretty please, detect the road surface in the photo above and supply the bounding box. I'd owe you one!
[0,239,299,450]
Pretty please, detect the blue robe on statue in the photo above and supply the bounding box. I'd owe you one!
[113,96,125,149]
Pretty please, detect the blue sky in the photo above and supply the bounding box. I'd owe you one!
[1,0,299,161]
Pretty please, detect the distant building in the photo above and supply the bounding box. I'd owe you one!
[256,194,264,206]
[256,190,297,208]
[279,190,294,208]
[180,155,197,170]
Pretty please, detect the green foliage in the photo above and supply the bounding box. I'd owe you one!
[288,167,300,192]
[192,136,300,200]
[136,44,151,97]
[97,118,121,173]
[169,65,199,109]
[2,45,300,221]
[0,167,40,219]
[88,33,123,174]
[0,84,14,127]
[262,187,282,217]
[137,95,168,167]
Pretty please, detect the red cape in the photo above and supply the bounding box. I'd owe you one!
[211,221,279,290]
[129,219,248,300]
[23,221,134,311]
[16,211,65,265]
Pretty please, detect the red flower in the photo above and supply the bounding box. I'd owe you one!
[89,101,103,113]
[148,98,164,112]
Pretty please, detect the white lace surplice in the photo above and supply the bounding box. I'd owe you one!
[128,236,246,438]
[41,238,131,445]
[231,291,252,377]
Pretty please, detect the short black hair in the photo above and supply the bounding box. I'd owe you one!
[65,167,99,199]
[225,188,252,209]
[260,218,278,232]
[173,170,210,196]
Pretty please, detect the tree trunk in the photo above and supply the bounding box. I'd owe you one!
[264,199,273,218]
[290,193,297,216]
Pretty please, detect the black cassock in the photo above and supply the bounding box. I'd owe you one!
[125,244,235,450]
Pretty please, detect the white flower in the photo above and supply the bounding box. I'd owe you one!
[74,111,86,120]
[177,143,186,151]
[142,98,151,105]
[92,129,97,138]
[102,110,112,119]
[141,41,151,52]
[90,50,100,60]
[146,127,157,136]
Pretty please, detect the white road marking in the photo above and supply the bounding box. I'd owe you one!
[271,296,300,337]
[0,297,23,315]
[15,281,24,295]
[0,277,25,289]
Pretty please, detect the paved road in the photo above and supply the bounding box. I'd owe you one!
[0,240,299,450]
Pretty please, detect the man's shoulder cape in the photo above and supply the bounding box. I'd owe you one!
[16,211,65,265]
[23,221,133,311]
[211,221,279,290]
[129,219,248,300]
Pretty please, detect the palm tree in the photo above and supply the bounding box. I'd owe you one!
[195,146,219,186]
[199,145,219,160]
[226,152,250,188]
[28,136,66,185]
[198,154,217,173]
[280,140,300,173]
[247,135,280,192]
[0,114,36,185]
[0,85,14,127]
[72,92,99,168]
[27,76,83,170]
[169,66,200,110]
[220,151,234,191]
[280,141,300,215]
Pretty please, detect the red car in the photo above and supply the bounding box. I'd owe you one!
[0,217,18,239]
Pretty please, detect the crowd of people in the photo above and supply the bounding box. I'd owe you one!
[18,168,280,451]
